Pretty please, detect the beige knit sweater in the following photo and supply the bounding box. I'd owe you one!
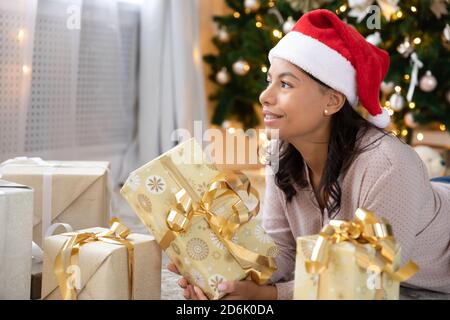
[262,127,450,299]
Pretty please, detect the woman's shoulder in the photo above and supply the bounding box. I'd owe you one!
[356,127,422,168]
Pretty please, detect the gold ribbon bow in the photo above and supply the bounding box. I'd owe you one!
[305,208,419,298]
[158,155,277,285]
[54,218,135,300]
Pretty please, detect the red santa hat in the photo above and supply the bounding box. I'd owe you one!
[269,9,391,128]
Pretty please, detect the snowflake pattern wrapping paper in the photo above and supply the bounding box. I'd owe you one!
[121,138,278,299]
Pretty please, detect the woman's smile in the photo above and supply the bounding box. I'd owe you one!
[263,109,285,126]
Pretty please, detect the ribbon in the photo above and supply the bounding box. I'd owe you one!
[53,218,134,300]
[406,52,424,102]
[0,157,113,242]
[305,208,419,299]
[158,155,277,285]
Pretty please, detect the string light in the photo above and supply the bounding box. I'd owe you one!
[261,65,268,73]
[411,6,417,13]
[413,37,421,45]
[268,1,275,8]
[409,102,416,109]
[233,12,240,18]
[272,29,282,38]
[385,101,391,107]
[228,127,236,134]
[256,21,262,28]
[404,74,410,81]
[416,132,424,141]
[396,11,403,19]
[22,65,30,74]
[401,129,408,137]
[17,29,25,42]
[440,124,447,131]
[388,108,395,116]
[339,5,347,12]
[394,86,402,93]
[259,132,267,140]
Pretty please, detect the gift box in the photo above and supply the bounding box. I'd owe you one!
[0,180,33,299]
[41,219,162,300]
[121,138,278,299]
[294,208,419,300]
[0,158,110,247]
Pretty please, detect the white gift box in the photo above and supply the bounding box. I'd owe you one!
[0,180,34,299]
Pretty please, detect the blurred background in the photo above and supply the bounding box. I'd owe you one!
[1,0,449,189]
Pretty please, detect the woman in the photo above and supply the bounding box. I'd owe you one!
[168,9,450,299]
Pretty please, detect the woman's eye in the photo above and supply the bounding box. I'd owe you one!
[281,81,291,89]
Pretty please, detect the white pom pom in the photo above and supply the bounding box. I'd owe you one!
[367,108,390,128]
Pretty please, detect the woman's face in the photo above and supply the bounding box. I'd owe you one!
[259,58,333,141]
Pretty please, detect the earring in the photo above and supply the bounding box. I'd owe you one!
[324,109,329,115]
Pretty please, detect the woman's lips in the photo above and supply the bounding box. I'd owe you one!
[263,110,283,125]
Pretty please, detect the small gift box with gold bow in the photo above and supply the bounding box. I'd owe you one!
[294,209,419,300]
[41,218,161,300]
[120,138,278,299]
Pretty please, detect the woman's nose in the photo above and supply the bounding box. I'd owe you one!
[259,86,276,107]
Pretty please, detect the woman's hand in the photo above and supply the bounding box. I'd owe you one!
[167,262,277,300]
[218,280,278,300]
[167,262,208,300]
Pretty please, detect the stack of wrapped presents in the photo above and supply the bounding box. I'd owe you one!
[0,139,417,300]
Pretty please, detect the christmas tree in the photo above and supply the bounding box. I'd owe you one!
[204,0,450,142]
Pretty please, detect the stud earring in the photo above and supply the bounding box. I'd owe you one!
[324,110,329,115]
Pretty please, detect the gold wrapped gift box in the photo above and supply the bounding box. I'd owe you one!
[0,158,110,247]
[294,208,419,300]
[41,220,162,300]
[121,138,278,299]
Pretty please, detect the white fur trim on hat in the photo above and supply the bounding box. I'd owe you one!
[268,31,358,107]
[367,107,390,128]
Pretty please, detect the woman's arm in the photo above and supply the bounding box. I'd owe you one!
[261,170,297,300]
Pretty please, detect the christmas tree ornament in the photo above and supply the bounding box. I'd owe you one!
[348,0,399,22]
[283,16,296,33]
[381,81,395,95]
[221,120,231,129]
[397,37,414,57]
[442,24,450,51]
[217,27,230,42]
[244,0,260,12]
[232,59,250,76]
[406,52,423,102]
[430,0,448,19]
[419,71,438,92]
[404,112,419,128]
[389,92,405,111]
[216,67,230,85]
[366,31,382,46]
[286,0,334,13]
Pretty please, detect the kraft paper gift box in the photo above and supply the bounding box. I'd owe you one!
[294,209,419,300]
[41,224,162,300]
[121,138,278,299]
[0,180,33,300]
[0,158,110,247]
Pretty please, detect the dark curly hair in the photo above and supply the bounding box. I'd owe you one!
[266,72,398,219]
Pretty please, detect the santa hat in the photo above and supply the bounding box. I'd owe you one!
[268,9,391,128]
